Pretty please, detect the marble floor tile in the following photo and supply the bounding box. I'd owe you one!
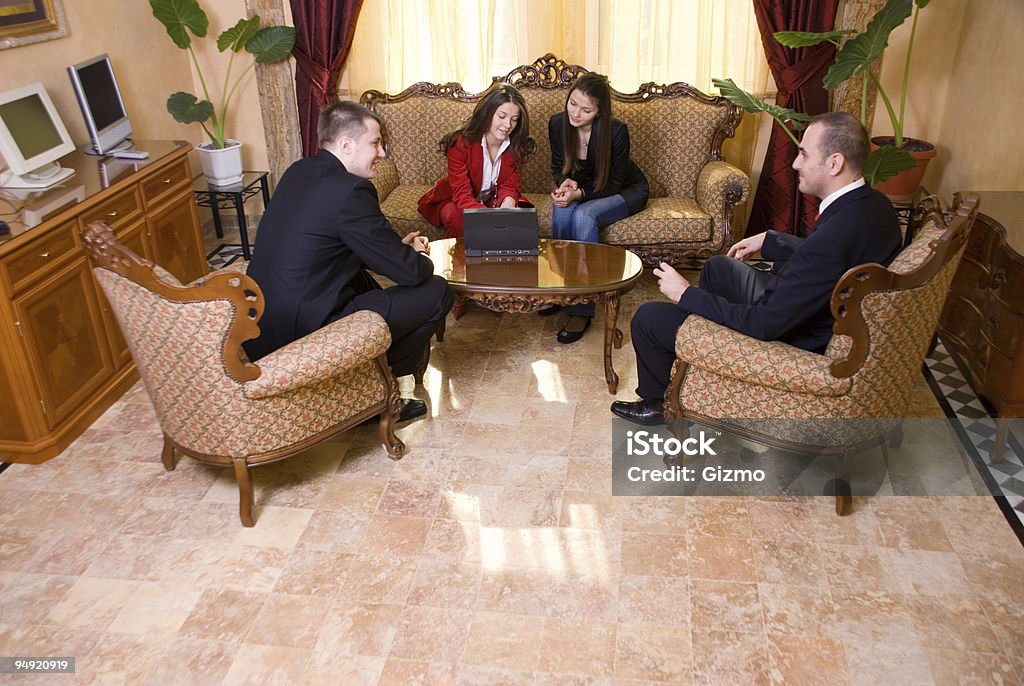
[1,269,1019,684]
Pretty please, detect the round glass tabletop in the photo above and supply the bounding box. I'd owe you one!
[428,238,644,294]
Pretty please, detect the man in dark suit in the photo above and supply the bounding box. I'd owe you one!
[612,111,901,425]
[244,101,454,422]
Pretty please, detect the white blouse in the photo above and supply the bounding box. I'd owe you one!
[480,137,510,193]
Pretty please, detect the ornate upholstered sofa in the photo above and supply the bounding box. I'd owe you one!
[360,54,751,266]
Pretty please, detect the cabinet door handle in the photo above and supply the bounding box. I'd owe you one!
[107,211,118,218]
[40,251,50,258]
[162,178,173,184]
[987,315,1000,328]
[992,269,1007,288]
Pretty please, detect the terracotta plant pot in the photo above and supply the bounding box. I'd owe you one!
[196,139,243,186]
[871,137,937,204]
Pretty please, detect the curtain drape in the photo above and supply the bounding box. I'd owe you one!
[290,0,365,156]
[745,0,839,237]
[596,0,767,95]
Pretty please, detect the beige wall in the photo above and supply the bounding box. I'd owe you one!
[0,0,281,174]
[0,1,198,157]
[875,0,1024,195]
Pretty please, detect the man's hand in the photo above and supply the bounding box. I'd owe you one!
[499,196,517,209]
[402,231,430,255]
[653,261,689,302]
[727,232,767,261]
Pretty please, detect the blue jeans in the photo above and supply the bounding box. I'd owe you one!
[551,194,630,317]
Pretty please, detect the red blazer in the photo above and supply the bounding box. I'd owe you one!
[417,135,526,226]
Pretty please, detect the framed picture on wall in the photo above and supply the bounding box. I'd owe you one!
[0,0,68,49]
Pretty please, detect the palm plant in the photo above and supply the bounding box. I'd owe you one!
[149,0,296,149]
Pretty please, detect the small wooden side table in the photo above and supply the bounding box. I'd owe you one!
[192,171,270,261]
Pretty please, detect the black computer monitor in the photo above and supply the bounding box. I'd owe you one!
[67,54,134,155]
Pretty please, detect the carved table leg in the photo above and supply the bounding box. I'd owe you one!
[603,291,622,394]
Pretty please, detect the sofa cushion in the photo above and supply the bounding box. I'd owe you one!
[379,183,436,236]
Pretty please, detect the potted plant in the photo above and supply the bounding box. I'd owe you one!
[715,0,933,199]
[149,0,296,185]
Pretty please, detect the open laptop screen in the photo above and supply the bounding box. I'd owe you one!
[462,208,539,256]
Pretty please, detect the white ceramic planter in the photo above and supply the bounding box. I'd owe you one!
[197,140,243,186]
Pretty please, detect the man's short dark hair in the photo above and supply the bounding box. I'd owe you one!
[810,111,869,174]
[317,100,382,147]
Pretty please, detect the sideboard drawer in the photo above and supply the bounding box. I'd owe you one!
[140,158,190,206]
[81,187,143,231]
[1,219,79,294]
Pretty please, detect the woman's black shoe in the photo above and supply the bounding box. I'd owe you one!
[557,315,592,344]
[537,304,562,317]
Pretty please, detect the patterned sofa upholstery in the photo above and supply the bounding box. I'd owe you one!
[360,54,751,266]
[664,193,980,515]
[80,221,406,527]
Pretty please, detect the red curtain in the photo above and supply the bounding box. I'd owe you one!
[745,0,840,237]
[290,0,365,157]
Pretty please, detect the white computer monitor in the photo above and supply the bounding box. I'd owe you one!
[67,54,134,155]
[0,82,76,190]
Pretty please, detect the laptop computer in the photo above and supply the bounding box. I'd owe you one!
[462,207,539,257]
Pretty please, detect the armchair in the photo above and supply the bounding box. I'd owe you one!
[665,193,979,515]
[80,221,405,527]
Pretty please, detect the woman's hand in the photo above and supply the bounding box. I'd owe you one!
[499,196,517,209]
[550,179,581,207]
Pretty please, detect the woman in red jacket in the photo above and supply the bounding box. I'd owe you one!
[418,83,534,238]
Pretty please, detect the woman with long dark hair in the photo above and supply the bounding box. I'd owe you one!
[547,73,649,343]
[418,83,534,239]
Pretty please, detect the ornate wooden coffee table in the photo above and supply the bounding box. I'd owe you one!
[429,238,644,393]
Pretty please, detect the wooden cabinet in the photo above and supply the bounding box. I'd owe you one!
[939,192,1024,460]
[0,141,205,464]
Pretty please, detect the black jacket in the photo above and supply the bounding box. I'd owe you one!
[244,149,434,360]
[678,184,901,353]
[548,112,649,215]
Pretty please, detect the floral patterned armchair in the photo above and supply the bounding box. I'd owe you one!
[80,221,405,527]
[665,193,980,515]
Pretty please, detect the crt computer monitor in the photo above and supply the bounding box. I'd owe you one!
[67,53,133,155]
[0,82,76,190]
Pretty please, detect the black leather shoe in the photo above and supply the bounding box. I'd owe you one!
[537,304,562,317]
[610,399,665,426]
[557,315,592,344]
[398,398,427,422]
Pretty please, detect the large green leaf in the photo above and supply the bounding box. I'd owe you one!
[166,92,214,125]
[823,0,913,90]
[149,0,208,49]
[864,145,916,186]
[774,30,853,48]
[218,16,261,52]
[246,26,297,64]
[712,78,812,129]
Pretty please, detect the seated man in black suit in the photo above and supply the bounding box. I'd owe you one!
[244,101,454,422]
[612,111,902,426]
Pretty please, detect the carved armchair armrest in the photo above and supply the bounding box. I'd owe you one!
[185,261,247,288]
[675,316,851,397]
[695,161,751,220]
[371,158,400,202]
[244,310,392,399]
